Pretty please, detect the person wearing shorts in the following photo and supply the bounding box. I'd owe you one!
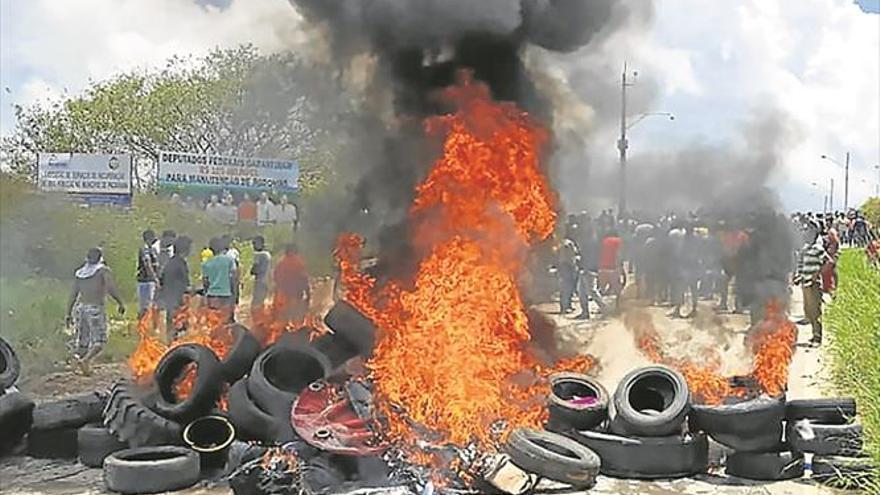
[66,247,125,375]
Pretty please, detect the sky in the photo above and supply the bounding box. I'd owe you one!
[1,0,878,212]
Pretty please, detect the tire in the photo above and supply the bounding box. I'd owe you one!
[0,336,21,390]
[219,324,262,383]
[504,428,600,488]
[323,301,377,358]
[31,390,108,430]
[788,420,864,456]
[611,366,690,437]
[78,424,128,467]
[247,344,331,419]
[812,455,877,490]
[153,344,224,422]
[27,426,79,459]
[726,449,805,481]
[103,382,181,447]
[786,398,856,425]
[691,395,785,452]
[547,373,608,432]
[568,429,709,480]
[227,379,295,443]
[0,391,34,455]
[104,446,200,494]
[310,332,360,370]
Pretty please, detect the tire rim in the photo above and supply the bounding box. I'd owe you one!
[183,415,236,453]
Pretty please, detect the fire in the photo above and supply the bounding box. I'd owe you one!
[335,71,590,448]
[250,302,328,347]
[627,298,797,404]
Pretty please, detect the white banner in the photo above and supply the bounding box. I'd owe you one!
[38,153,132,195]
[158,151,299,193]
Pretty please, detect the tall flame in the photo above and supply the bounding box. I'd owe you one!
[335,71,586,448]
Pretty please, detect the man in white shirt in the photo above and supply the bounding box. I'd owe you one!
[205,194,223,221]
[257,192,275,226]
[274,194,299,232]
[220,194,237,226]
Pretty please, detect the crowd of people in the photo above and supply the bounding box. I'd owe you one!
[553,207,878,347]
[170,190,299,230]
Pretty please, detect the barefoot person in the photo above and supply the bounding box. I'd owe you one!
[65,247,125,375]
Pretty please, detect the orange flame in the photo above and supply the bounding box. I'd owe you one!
[334,72,590,449]
[628,298,796,404]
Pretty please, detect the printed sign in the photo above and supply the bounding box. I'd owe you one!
[158,151,299,195]
[38,153,132,195]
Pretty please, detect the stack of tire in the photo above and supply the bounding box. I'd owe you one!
[691,394,800,482]
[0,336,33,456]
[786,398,876,489]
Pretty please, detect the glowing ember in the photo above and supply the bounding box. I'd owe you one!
[335,71,590,448]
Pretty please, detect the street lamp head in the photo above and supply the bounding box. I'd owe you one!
[820,154,828,159]
[668,115,675,121]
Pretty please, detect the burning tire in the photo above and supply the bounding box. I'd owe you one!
[611,366,690,437]
[568,429,709,480]
[219,324,262,383]
[812,455,878,490]
[103,446,200,494]
[0,391,34,455]
[691,395,785,452]
[725,448,805,481]
[504,428,600,489]
[787,420,864,456]
[323,301,377,358]
[786,397,856,425]
[153,344,224,422]
[103,382,181,447]
[0,336,21,390]
[546,373,608,431]
[247,344,331,419]
[31,390,108,430]
[227,379,296,443]
[78,423,127,467]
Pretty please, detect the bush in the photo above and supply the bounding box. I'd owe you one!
[824,249,880,491]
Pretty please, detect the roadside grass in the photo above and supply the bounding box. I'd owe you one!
[0,178,333,382]
[824,249,880,492]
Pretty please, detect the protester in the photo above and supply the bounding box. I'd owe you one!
[795,228,829,346]
[598,229,624,308]
[575,224,608,319]
[158,236,192,342]
[557,236,579,314]
[273,243,310,323]
[200,244,214,263]
[238,193,257,225]
[220,194,238,226]
[250,235,271,308]
[65,247,125,375]
[205,194,223,221]
[201,237,238,321]
[156,230,176,274]
[274,194,299,232]
[257,192,275,226]
[136,230,160,318]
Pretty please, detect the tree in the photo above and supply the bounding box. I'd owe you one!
[0,45,356,193]
[861,197,880,228]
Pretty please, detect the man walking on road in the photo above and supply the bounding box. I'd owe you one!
[273,243,310,323]
[250,235,271,309]
[158,236,192,342]
[795,229,829,346]
[136,230,160,318]
[66,247,125,375]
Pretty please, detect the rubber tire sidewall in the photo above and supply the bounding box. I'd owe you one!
[612,366,691,437]
[246,344,331,419]
[103,446,200,494]
[220,324,262,383]
[0,391,34,455]
[226,378,295,443]
[547,373,609,431]
[505,428,600,488]
[0,336,21,390]
[154,344,224,423]
[78,424,128,467]
[726,449,805,481]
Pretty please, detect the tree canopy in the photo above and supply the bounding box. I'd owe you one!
[0,45,356,193]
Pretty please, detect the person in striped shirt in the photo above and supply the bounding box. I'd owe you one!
[794,229,829,346]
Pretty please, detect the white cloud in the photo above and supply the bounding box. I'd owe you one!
[1,0,305,132]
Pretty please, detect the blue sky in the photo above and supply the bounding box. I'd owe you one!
[1,0,878,212]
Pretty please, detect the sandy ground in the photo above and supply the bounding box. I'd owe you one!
[1,285,843,495]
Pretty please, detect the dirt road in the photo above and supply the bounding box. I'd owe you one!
[2,289,838,494]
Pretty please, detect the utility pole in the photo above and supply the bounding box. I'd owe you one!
[830,178,835,212]
[844,151,850,211]
[617,63,630,217]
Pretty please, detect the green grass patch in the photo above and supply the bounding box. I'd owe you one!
[824,249,880,492]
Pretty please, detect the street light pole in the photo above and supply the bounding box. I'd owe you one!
[830,178,834,212]
[617,63,631,217]
[844,151,850,210]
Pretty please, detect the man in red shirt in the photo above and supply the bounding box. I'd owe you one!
[598,230,624,308]
[237,193,257,225]
[273,243,310,323]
